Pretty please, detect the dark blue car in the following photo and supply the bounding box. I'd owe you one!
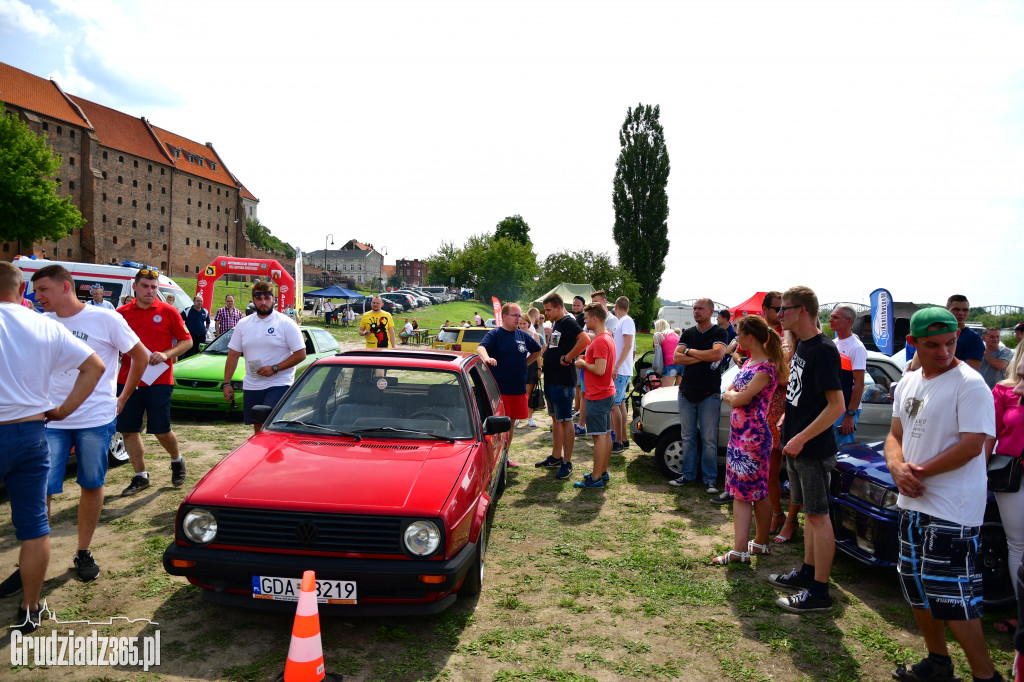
[829,441,1016,608]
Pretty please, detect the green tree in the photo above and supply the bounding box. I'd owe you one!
[612,103,670,330]
[386,273,403,289]
[0,103,85,245]
[532,250,640,308]
[494,214,532,247]
[477,236,539,303]
[245,217,294,258]
[425,241,468,288]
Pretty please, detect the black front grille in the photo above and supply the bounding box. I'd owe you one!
[177,379,219,388]
[212,508,404,553]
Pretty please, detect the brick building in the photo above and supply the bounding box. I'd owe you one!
[0,61,282,279]
[396,258,429,286]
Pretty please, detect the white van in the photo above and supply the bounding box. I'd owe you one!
[657,305,698,332]
[13,257,190,314]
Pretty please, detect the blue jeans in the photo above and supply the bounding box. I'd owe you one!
[834,408,861,446]
[677,391,721,484]
[46,418,117,494]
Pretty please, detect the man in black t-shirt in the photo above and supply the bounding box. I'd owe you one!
[669,298,728,494]
[534,293,590,480]
[769,285,844,615]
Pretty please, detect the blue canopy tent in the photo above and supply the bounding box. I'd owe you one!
[303,285,366,325]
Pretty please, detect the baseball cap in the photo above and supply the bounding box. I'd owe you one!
[1015,322,1024,333]
[909,307,958,339]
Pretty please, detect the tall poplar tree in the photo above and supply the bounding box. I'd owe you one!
[611,103,670,330]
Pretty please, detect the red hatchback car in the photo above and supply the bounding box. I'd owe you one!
[163,349,512,615]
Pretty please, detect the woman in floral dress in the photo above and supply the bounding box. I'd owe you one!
[713,315,788,565]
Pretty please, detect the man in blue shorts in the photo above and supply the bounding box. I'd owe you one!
[885,307,1001,682]
[535,293,590,480]
[223,280,306,434]
[0,261,104,632]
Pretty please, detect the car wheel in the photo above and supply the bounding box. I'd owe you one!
[458,514,489,596]
[107,432,129,468]
[980,521,1016,608]
[655,427,685,478]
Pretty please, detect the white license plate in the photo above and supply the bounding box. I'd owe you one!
[251,576,357,604]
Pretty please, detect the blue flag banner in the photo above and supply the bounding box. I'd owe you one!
[869,288,895,356]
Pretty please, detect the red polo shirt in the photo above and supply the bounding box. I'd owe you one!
[116,299,191,386]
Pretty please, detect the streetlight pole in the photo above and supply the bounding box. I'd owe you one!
[324,233,334,286]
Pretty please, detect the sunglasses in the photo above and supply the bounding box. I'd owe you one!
[253,292,275,300]
[137,268,160,278]
[775,305,803,315]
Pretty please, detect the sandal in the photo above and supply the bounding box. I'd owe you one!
[773,519,799,544]
[712,549,750,566]
[769,512,786,535]
[994,618,1018,633]
[748,540,771,556]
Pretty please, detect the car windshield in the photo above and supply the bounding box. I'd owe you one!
[436,328,460,343]
[267,365,474,439]
[202,328,234,354]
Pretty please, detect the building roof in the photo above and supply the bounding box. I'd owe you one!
[342,239,372,251]
[149,123,233,187]
[0,61,91,129]
[70,95,172,165]
[382,264,396,279]
[240,184,258,201]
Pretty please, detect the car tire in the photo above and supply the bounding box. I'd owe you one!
[107,432,129,468]
[655,427,685,478]
[980,520,1016,608]
[458,513,489,596]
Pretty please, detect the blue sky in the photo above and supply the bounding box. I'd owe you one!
[3,0,1023,308]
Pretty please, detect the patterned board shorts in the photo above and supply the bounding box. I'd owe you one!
[897,509,984,621]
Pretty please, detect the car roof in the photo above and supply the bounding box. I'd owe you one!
[317,348,474,370]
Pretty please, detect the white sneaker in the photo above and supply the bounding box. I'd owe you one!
[527,418,537,427]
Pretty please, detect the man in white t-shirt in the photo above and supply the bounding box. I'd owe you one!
[223,281,306,433]
[829,304,867,445]
[0,261,104,633]
[28,265,148,587]
[610,296,635,453]
[884,307,998,682]
[400,319,414,344]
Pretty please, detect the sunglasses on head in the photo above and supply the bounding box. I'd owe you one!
[253,292,275,300]
[137,268,160,278]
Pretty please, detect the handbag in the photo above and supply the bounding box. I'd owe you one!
[987,454,1023,493]
[652,336,665,375]
[529,379,545,410]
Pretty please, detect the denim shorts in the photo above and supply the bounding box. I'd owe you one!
[117,384,173,434]
[545,384,575,422]
[243,385,290,424]
[46,418,117,494]
[662,364,682,377]
[585,396,613,435]
[897,510,983,621]
[785,453,836,515]
[613,374,632,406]
[0,420,51,540]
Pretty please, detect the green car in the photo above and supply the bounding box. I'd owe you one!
[170,325,341,412]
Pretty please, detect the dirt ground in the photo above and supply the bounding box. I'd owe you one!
[0,357,1018,681]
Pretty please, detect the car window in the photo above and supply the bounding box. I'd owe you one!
[310,329,340,352]
[301,330,315,355]
[864,363,895,404]
[203,328,233,354]
[468,367,494,420]
[270,365,473,438]
[437,329,460,344]
[462,330,489,343]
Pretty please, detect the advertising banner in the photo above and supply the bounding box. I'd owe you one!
[869,288,895,356]
[491,297,502,327]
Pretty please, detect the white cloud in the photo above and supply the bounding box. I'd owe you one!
[0,0,57,37]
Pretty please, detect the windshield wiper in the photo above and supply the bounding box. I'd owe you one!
[351,427,455,443]
[273,420,361,440]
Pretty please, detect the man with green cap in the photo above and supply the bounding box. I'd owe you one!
[885,307,1000,682]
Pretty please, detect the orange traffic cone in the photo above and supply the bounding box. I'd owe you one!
[280,571,328,682]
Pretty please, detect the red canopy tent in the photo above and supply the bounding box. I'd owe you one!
[729,291,768,319]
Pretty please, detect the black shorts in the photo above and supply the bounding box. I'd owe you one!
[116,384,173,435]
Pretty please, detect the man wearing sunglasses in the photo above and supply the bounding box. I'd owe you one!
[223,281,306,434]
[117,268,193,496]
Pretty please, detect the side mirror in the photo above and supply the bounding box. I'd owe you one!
[251,404,273,424]
[483,415,512,435]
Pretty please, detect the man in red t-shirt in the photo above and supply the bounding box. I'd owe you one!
[573,303,616,488]
[116,269,193,496]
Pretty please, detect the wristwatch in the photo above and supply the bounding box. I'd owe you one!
[845,409,856,417]
[272,364,280,374]
[683,347,690,356]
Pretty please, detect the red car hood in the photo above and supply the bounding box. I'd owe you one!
[186,433,477,517]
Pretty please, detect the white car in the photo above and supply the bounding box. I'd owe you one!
[630,351,905,478]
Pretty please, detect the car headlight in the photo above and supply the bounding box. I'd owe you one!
[403,520,440,556]
[849,478,900,512]
[182,508,218,544]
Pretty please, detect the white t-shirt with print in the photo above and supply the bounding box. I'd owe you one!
[0,303,95,422]
[228,309,305,390]
[892,363,995,527]
[613,314,636,376]
[47,306,140,430]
